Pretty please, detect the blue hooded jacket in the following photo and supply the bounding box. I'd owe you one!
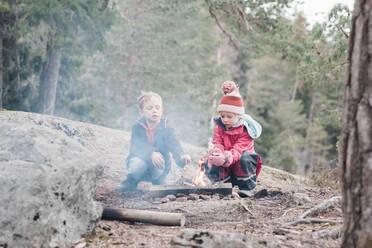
[127,117,186,178]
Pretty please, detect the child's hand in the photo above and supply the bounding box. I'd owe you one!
[152,152,165,168]
[208,147,222,156]
[181,154,191,164]
[181,154,191,171]
[208,152,226,166]
[223,151,233,167]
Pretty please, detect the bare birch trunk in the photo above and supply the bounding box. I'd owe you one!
[339,1,372,247]
[36,39,62,115]
[303,91,315,170]
[291,67,299,102]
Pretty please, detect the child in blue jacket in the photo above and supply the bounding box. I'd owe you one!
[117,92,191,191]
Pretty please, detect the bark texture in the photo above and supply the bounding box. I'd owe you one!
[36,39,62,115]
[0,22,3,110]
[340,0,372,247]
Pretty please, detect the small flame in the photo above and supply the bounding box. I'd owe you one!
[192,157,208,187]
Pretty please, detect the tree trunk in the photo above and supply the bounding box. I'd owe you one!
[339,1,372,247]
[36,39,62,115]
[0,8,4,111]
[0,30,3,110]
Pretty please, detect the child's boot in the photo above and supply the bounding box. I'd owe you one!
[237,189,254,198]
[116,177,138,192]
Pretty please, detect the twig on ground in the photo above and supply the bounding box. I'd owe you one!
[281,207,296,218]
[273,227,301,235]
[289,218,342,226]
[240,200,253,215]
[300,196,341,219]
[232,191,239,197]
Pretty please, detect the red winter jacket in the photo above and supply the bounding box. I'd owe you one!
[212,118,261,175]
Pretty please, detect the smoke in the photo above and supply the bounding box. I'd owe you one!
[53,0,229,147]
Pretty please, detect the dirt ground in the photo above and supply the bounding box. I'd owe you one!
[71,162,342,248]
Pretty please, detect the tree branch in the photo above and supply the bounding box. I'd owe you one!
[336,24,349,38]
[206,1,239,49]
[236,5,252,31]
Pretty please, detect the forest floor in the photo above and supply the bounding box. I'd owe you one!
[72,162,342,248]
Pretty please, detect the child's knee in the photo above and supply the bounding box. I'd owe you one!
[127,157,147,176]
[151,166,165,179]
[234,152,259,191]
[128,157,146,164]
[239,152,259,174]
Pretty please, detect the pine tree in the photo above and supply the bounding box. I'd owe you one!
[18,0,114,114]
[65,0,228,144]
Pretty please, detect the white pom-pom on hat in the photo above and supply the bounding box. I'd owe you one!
[217,81,244,115]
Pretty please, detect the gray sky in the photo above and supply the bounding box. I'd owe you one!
[294,0,354,25]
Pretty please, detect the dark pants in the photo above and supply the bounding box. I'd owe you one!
[126,157,166,185]
[203,152,261,191]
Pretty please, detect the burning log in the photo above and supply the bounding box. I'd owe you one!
[102,207,186,226]
[146,183,232,198]
[145,157,232,198]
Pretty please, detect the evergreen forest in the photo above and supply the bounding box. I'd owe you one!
[0,0,352,174]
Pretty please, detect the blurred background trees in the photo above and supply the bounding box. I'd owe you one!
[0,0,352,174]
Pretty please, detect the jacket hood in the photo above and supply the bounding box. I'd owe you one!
[214,114,262,139]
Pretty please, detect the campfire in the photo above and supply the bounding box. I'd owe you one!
[192,157,208,187]
[144,156,232,198]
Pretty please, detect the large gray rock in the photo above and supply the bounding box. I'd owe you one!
[0,111,118,248]
[0,110,206,247]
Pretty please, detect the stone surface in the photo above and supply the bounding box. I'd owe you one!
[176,197,188,202]
[172,229,268,248]
[292,193,312,205]
[200,195,210,200]
[0,111,115,247]
[187,193,199,200]
[165,194,176,201]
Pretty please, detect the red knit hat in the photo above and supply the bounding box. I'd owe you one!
[217,81,244,115]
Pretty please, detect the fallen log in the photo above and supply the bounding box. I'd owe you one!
[146,183,232,198]
[102,207,186,226]
[289,218,342,226]
[300,196,341,219]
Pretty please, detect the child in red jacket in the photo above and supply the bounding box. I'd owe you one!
[204,81,262,198]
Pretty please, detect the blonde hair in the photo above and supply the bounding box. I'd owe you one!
[137,92,163,110]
